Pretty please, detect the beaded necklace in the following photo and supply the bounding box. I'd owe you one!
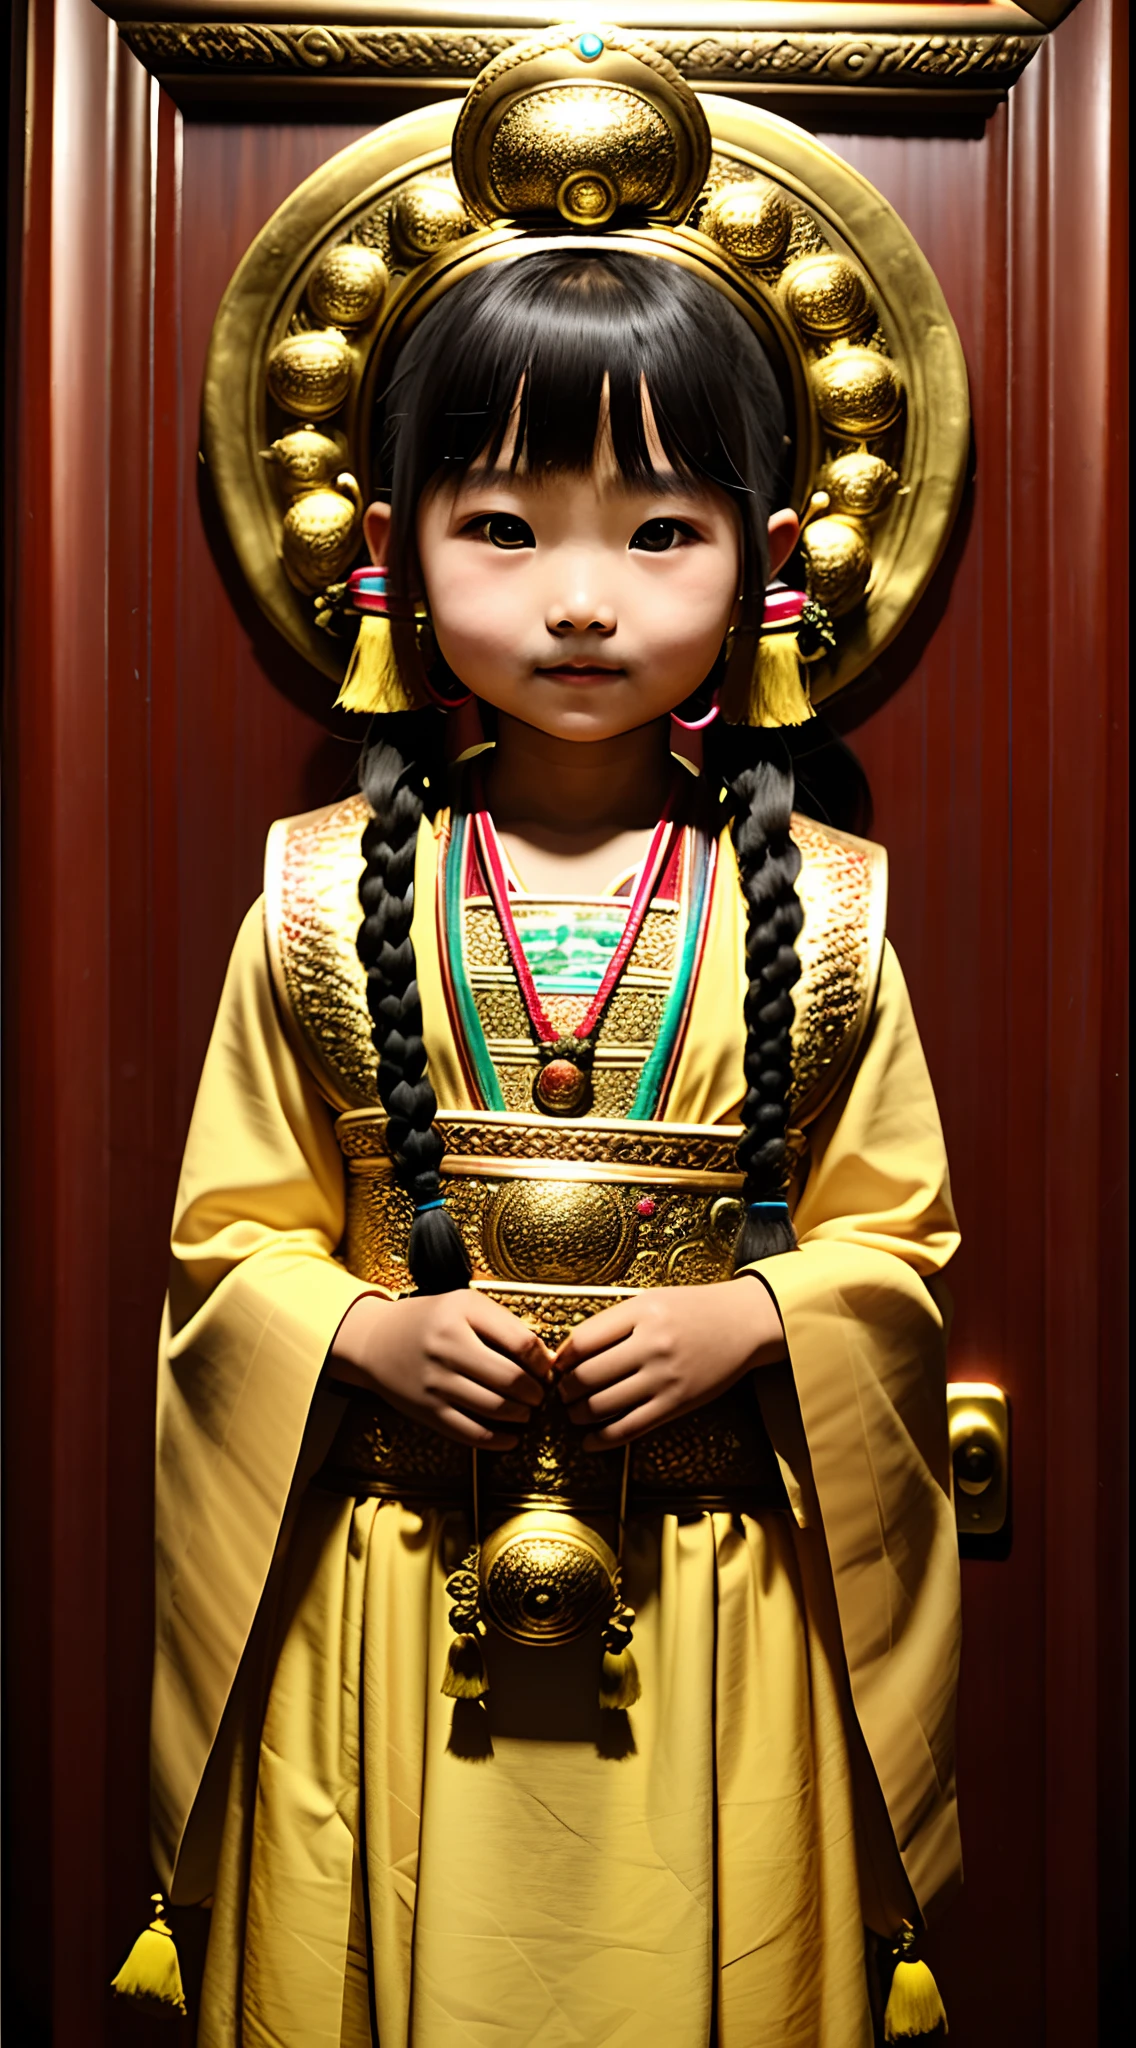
[470,783,680,1116]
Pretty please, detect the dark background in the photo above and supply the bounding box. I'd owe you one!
[3,0,1128,2039]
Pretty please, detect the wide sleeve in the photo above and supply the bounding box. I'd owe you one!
[748,940,963,1922]
[151,899,385,1895]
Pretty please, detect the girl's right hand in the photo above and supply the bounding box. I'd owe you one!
[328,1291,554,1449]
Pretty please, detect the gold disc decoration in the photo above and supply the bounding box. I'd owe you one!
[482,1176,638,1287]
[479,1512,619,1645]
[203,21,969,703]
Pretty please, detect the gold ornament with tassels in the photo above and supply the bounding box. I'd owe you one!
[598,1572,642,1711]
[441,1449,490,1701]
[441,1540,490,1700]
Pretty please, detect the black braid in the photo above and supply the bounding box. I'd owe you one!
[706,727,803,1266]
[357,714,472,1294]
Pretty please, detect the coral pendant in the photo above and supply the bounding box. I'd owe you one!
[533,1059,592,1116]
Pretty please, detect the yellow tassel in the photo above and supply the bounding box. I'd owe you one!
[442,1632,489,1699]
[884,1925,948,2040]
[599,1646,642,1710]
[757,631,817,727]
[110,1894,187,2015]
[720,631,816,729]
[334,613,422,716]
[442,1541,488,1698]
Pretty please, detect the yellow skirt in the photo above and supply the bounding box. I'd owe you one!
[199,1492,873,2048]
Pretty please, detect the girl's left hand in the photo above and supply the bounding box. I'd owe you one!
[554,1278,788,1449]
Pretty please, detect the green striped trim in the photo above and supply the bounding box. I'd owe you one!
[630,830,712,1120]
[443,810,505,1112]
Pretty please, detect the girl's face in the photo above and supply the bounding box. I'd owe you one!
[366,390,798,744]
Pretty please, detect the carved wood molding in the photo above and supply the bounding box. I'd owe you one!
[110,16,1048,101]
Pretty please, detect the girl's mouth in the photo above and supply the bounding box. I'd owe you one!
[535,662,625,682]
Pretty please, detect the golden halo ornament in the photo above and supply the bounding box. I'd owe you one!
[203,22,969,708]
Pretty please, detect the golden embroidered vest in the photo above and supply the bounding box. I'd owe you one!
[264,794,886,1643]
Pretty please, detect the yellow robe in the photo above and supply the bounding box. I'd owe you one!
[153,815,961,2044]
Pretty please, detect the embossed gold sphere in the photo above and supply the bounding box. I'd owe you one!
[266,329,353,420]
[307,243,389,327]
[483,1178,636,1286]
[699,179,793,266]
[783,253,871,338]
[480,1513,618,1644]
[281,486,362,593]
[388,177,471,265]
[261,426,348,501]
[801,515,872,615]
[487,85,676,223]
[557,171,618,227]
[811,345,903,438]
[818,450,900,518]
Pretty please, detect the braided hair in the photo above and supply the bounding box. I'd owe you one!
[359,250,820,1290]
[704,728,802,1262]
[356,712,472,1293]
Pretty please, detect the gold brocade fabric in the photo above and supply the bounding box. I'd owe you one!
[263,795,887,1132]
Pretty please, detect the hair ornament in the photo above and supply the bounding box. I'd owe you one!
[720,587,836,731]
[335,565,427,716]
[207,23,969,715]
[334,565,471,717]
[748,1200,791,1217]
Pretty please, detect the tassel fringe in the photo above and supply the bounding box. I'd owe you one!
[335,613,421,716]
[884,1925,948,2040]
[442,1541,489,1699]
[720,589,835,729]
[110,1894,187,2015]
[757,632,817,727]
[599,1571,641,1710]
[720,630,816,729]
[442,1632,490,1700]
[599,1646,642,1710]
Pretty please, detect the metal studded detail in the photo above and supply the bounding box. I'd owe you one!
[266,795,885,1134]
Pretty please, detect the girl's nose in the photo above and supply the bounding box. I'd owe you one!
[547,584,616,636]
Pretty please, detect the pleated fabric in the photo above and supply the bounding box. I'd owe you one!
[199,1492,872,2048]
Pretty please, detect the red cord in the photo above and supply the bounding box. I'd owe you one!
[470,783,679,1048]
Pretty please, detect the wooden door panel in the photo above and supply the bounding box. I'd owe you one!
[3,3,1126,2040]
[819,27,1129,2030]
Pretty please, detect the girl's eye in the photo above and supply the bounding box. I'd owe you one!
[629,518,696,553]
[477,513,535,550]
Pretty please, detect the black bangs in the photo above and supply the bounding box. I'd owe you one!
[378,249,788,600]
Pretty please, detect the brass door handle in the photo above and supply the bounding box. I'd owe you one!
[946,1383,1009,1536]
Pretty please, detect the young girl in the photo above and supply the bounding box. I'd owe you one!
[152,248,960,2046]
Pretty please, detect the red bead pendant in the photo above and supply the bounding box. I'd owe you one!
[533,1058,592,1116]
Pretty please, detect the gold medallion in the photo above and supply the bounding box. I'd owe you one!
[203,25,969,709]
[479,1513,618,1645]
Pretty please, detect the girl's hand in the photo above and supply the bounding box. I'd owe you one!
[554,1279,787,1449]
[330,1292,555,1450]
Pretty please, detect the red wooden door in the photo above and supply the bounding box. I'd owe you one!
[2,2,1127,2040]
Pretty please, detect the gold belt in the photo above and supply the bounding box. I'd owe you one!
[317,1110,789,1643]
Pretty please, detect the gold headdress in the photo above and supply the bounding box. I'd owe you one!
[204,22,968,719]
